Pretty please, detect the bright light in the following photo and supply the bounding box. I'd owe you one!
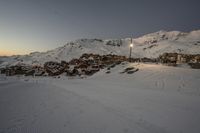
[130,44,133,47]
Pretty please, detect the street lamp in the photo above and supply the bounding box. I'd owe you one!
[129,38,133,62]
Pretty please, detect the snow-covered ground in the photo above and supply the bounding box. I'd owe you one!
[0,63,200,133]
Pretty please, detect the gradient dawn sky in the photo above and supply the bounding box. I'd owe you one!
[0,0,200,56]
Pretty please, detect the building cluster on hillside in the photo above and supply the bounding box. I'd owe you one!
[44,54,127,76]
[0,54,128,77]
[159,53,200,68]
[0,53,200,77]
[0,63,45,76]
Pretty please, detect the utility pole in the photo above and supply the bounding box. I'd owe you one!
[129,38,133,62]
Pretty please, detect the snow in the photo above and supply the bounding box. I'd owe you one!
[0,63,200,133]
[0,30,200,67]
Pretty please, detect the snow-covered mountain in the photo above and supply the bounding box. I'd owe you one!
[0,30,200,67]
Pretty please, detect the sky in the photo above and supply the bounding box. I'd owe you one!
[0,0,200,56]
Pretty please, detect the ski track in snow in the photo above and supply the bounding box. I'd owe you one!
[0,81,159,133]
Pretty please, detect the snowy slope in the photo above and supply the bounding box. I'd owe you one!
[0,63,200,133]
[0,30,200,67]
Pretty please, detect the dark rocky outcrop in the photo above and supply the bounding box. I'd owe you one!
[120,67,139,74]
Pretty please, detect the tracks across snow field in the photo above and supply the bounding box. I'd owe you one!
[0,63,200,133]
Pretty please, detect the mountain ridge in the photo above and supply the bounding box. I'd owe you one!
[0,30,200,67]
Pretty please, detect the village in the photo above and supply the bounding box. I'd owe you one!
[0,53,200,77]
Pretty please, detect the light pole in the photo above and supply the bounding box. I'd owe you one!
[129,38,133,62]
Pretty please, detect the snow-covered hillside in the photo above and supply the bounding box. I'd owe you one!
[0,30,200,67]
[0,63,200,133]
